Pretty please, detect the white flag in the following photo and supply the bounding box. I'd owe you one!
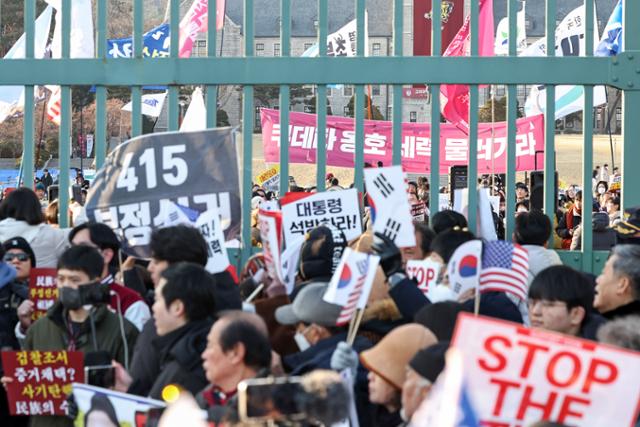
[180,87,207,131]
[280,237,305,295]
[494,5,527,55]
[196,208,231,274]
[301,12,369,57]
[122,93,167,117]
[0,6,53,124]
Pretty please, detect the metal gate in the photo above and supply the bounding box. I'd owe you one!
[1,0,638,273]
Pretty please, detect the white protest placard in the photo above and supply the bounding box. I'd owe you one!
[280,237,305,295]
[281,189,362,247]
[451,313,640,427]
[439,193,450,212]
[447,240,482,297]
[258,209,284,286]
[72,383,166,426]
[411,202,427,222]
[195,209,230,273]
[406,259,441,296]
[365,166,416,248]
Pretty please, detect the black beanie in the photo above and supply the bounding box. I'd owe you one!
[409,341,449,383]
[299,225,347,281]
[414,301,465,341]
[3,237,36,267]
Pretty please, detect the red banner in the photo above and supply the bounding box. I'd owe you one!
[260,109,544,175]
[413,0,465,56]
[1,350,84,416]
[28,268,58,320]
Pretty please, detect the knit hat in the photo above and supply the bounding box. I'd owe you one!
[35,182,45,191]
[414,301,464,342]
[360,324,437,389]
[298,225,347,281]
[3,237,36,267]
[409,341,449,383]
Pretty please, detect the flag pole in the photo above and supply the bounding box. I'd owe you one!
[347,308,365,345]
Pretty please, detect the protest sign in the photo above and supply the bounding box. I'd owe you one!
[195,209,230,274]
[258,209,284,286]
[107,23,170,58]
[365,166,416,248]
[411,202,427,222]
[281,188,362,246]
[255,165,281,192]
[85,128,240,258]
[1,350,84,416]
[439,193,450,212]
[261,108,544,175]
[280,237,305,294]
[324,248,380,326]
[447,240,482,297]
[406,259,441,296]
[72,383,166,427]
[28,268,58,320]
[451,313,640,427]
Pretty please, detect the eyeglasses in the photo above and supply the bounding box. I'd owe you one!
[4,253,29,262]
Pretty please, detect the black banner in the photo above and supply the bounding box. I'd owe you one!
[85,128,241,257]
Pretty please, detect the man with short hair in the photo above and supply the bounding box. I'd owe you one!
[513,210,562,285]
[515,182,528,203]
[528,265,606,340]
[595,245,640,319]
[2,245,139,427]
[198,311,272,422]
[69,222,150,331]
[42,169,53,190]
[4,238,37,344]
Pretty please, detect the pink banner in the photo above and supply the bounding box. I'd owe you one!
[260,109,544,175]
[179,0,226,58]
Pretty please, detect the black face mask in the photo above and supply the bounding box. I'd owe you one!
[59,281,110,310]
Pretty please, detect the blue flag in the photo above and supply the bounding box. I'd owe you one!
[107,23,170,58]
[596,0,622,57]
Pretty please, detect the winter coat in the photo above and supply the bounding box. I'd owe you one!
[522,245,563,286]
[0,218,69,267]
[389,276,523,324]
[601,300,640,321]
[556,206,582,249]
[580,312,608,341]
[127,318,160,396]
[148,319,214,400]
[23,302,139,427]
[569,212,617,251]
[0,264,20,351]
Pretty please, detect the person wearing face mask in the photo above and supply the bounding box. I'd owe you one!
[1,245,138,427]
[594,180,609,210]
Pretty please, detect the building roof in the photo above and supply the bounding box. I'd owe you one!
[225,0,392,37]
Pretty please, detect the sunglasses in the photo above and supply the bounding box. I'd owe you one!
[4,253,30,262]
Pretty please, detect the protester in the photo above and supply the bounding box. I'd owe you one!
[606,195,622,226]
[570,211,617,251]
[0,188,69,267]
[515,182,528,203]
[528,266,606,340]
[2,245,138,427]
[4,238,37,345]
[513,210,562,285]
[556,190,582,249]
[41,169,53,190]
[594,245,640,319]
[0,244,20,351]
[430,210,467,235]
[400,222,436,267]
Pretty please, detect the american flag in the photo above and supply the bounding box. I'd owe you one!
[479,241,529,301]
[46,86,61,126]
[336,258,369,326]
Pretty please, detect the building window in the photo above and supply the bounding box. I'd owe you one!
[304,43,314,51]
[371,85,381,96]
[255,107,262,130]
[372,43,381,56]
[195,40,207,57]
[387,106,392,120]
[616,106,622,129]
[596,109,603,129]
[256,43,265,56]
[326,87,331,97]
[274,43,281,56]
[410,112,417,123]
[343,106,350,116]
[517,85,528,98]
[343,86,353,97]
[495,85,505,97]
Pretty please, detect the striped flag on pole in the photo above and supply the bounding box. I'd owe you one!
[323,248,379,326]
[479,240,529,301]
[46,87,61,125]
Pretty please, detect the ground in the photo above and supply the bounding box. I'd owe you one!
[245,133,622,191]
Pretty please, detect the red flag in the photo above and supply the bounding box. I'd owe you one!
[440,0,494,133]
[179,0,226,58]
[46,87,61,126]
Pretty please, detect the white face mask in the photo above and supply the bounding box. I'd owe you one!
[293,332,311,352]
[598,187,606,194]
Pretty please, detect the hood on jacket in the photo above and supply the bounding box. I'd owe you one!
[522,245,562,282]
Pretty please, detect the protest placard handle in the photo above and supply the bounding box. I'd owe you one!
[347,309,365,346]
[245,284,265,303]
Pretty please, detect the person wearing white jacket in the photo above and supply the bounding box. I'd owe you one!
[513,210,563,286]
[0,188,69,268]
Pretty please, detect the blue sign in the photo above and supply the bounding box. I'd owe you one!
[107,23,170,58]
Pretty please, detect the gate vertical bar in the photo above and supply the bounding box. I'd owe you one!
[168,0,179,131]
[391,0,403,166]
[622,0,640,210]
[242,0,255,264]
[467,0,480,233]
[430,0,442,223]
[353,0,366,192]
[505,0,518,239]
[131,0,143,137]
[544,0,557,239]
[279,0,291,195]
[206,0,218,128]
[581,0,595,269]
[95,0,107,168]
[58,0,71,227]
[315,0,328,191]
[22,0,35,187]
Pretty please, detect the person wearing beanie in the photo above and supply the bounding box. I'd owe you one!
[401,341,449,423]
[414,302,464,341]
[359,323,437,427]
[2,238,35,351]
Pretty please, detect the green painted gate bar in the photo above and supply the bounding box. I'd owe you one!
[4,0,640,273]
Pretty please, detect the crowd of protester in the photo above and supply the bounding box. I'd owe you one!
[0,163,638,427]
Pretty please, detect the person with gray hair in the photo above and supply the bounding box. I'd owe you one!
[594,245,640,320]
[597,316,640,351]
